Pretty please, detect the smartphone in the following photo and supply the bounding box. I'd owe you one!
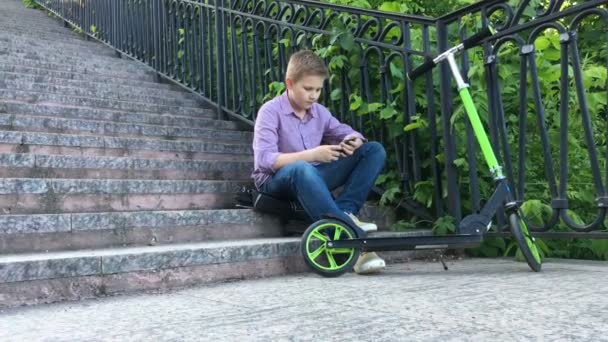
[343,137,357,145]
[338,137,356,157]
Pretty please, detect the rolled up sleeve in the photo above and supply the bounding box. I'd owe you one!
[253,106,281,173]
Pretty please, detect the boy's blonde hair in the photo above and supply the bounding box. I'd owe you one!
[285,50,329,82]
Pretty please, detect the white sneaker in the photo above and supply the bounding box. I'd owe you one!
[354,252,386,274]
[345,212,378,232]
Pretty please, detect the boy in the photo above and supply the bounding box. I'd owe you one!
[252,50,387,274]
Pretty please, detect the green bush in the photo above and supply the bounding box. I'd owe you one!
[22,0,40,9]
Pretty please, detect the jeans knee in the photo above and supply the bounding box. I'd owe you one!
[364,141,386,162]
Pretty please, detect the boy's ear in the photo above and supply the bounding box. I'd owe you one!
[285,78,294,89]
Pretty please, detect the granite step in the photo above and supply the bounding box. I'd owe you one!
[0,130,252,161]
[0,209,291,254]
[0,62,157,84]
[0,114,253,143]
[0,32,111,51]
[0,72,200,102]
[0,237,305,308]
[0,101,244,131]
[0,26,125,47]
[0,89,205,116]
[0,46,158,72]
[0,40,119,59]
[0,80,202,109]
[0,34,116,58]
[0,24,93,40]
[0,59,157,83]
[0,60,178,92]
[0,178,248,214]
[0,54,157,78]
[0,9,85,26]
[0,153,252,180]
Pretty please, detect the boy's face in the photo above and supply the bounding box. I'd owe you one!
[286,75,325,113]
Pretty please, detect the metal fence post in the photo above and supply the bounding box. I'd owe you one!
[437,20,462,227]
[214,0,226,120]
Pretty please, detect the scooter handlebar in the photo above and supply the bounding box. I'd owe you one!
[407,26,496,81]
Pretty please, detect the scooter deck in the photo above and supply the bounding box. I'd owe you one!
[327,233,483,252]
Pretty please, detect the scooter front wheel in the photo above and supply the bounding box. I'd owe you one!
[300,219,360,277]
[509,213,542,272]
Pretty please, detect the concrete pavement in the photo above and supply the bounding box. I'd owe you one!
[0,258,607,341]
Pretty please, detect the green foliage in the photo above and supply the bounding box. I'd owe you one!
[433,216,456,236]
[22,0,40,9]
[264,82,286,102]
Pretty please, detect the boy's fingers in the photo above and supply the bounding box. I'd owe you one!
[342,143,354,151]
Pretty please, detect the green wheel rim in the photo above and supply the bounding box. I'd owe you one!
[520,218,542,264]
[304,222,356,271]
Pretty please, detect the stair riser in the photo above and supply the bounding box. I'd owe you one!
[0,81,201,108]
[0,79,199,107]
[0,28,98,44]
[0,72,200,101]
[0,256,305,308]
[0,209,297,253]
[0,62,157,83]
[0,17,92,31]
[0,58,156,82]
[0,143,252,162]
[0,101,222,127]
[0,131,251,154]
[0,90,204,116]
[1,53,155,77]
[0,240,300,282]
[6,134,252,154]
[0,193,237,214]
[1,223,285,254]
[1,40,136,59]
[0,154,252,171]
[2,46,153,70]
[0,43,118,59]
[0,167,251,180]
[0,178,245,194]
[0,115,252,143]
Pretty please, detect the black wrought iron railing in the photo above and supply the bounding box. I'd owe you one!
[436,0,608,236]
[31,0,608,237]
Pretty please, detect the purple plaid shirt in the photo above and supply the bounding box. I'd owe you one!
[251,92,364,189]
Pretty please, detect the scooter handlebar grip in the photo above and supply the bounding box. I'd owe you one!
[407,57,435,81]
[462,26,496,50]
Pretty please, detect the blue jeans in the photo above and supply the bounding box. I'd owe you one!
[260,142,386,224]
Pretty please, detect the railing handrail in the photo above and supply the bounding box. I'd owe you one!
[437,0,508,22]
[273,0,435,24]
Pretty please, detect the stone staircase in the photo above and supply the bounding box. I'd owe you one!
[0,0,304,308]
[0,0,428,308]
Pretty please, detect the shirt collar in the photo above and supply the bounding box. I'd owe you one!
[279,91,317,118]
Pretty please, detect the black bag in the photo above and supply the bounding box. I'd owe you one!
[235,186,309,222]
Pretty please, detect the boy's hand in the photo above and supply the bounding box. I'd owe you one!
[311,145,344,163]
[339,137,363,156]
